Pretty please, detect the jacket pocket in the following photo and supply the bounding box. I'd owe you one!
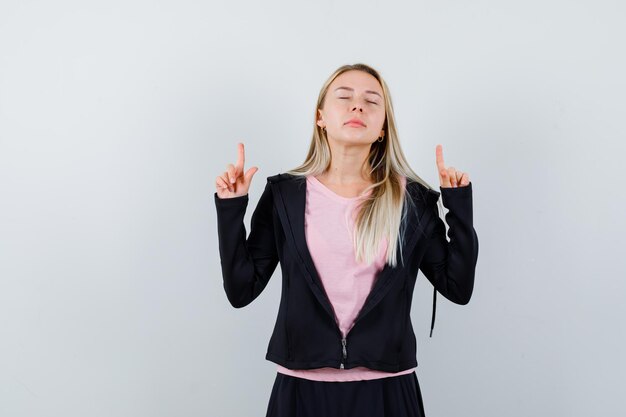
[285,283,293,361]
[397,282,409,353]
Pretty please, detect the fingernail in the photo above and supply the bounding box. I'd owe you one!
[230,177,235,183]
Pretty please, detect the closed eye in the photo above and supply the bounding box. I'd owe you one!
[338,97,379,105]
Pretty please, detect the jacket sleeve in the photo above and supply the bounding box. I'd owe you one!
[214,181,279,308]
[419,182,479,305]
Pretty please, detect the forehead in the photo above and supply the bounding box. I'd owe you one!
[329,70,383,95]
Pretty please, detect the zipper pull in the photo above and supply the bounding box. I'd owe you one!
[340,337,347,369]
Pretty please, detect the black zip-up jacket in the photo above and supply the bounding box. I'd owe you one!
[214,173,478,373]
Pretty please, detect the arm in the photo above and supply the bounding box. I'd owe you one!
[214,181,279,308]
[419,182,479,305]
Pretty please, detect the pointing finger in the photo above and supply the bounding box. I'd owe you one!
[236,142,245,171]
[436,144,446,172]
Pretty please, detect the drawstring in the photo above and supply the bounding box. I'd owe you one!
[429,287,437,337]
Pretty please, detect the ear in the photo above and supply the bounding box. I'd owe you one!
[316,109,325,128]
[380,129,385,137]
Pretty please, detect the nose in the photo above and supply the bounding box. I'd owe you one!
[352,105,363,112]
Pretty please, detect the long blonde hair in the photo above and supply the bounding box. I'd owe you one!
[285,63,441,267]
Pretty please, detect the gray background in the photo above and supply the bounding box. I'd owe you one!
[1,0,624,416]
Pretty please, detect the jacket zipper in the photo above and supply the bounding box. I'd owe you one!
[340,337,347,369]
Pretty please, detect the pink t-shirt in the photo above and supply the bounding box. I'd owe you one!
[276,174,414,381]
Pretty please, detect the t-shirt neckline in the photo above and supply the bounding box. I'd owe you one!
[306,175,373,202]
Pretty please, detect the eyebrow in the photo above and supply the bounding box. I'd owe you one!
[334,86,382,98]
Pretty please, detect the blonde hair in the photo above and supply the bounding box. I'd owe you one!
[285,63,443,267]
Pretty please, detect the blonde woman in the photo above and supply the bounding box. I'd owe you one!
[214,63,479,417]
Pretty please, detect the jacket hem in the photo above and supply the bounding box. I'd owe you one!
[266,352,341,370]
[266,352,418,373]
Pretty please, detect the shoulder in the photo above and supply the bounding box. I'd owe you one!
[266,172,303,184]
[405,177,440,208]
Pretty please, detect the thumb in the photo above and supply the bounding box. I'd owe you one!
[244,166,259,184]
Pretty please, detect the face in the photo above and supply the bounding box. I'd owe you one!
[317,70,386,146]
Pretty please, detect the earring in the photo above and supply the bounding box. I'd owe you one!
[377,136,384,142]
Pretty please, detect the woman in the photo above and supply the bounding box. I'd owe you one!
[214,63,478,417]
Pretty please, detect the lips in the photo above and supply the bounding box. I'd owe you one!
[345,118,366,127]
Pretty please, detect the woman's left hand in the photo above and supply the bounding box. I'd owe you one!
[436,144,471,188]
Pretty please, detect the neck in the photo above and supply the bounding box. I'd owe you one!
[322,140,372,184]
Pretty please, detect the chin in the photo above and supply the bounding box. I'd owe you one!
[332,135,375,146]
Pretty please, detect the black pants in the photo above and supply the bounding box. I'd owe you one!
[265,371,426,417]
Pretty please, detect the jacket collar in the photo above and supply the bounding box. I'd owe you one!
[268,172,440,329]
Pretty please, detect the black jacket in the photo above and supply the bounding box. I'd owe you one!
[214,173,478,373]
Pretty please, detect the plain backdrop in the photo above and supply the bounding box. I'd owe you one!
[1,1,625,416]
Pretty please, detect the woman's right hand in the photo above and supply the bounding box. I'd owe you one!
[215,142,259,199]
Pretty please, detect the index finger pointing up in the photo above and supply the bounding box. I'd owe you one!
[237,142,246,169]
[436,144,446,171]
[236,142,245,171]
